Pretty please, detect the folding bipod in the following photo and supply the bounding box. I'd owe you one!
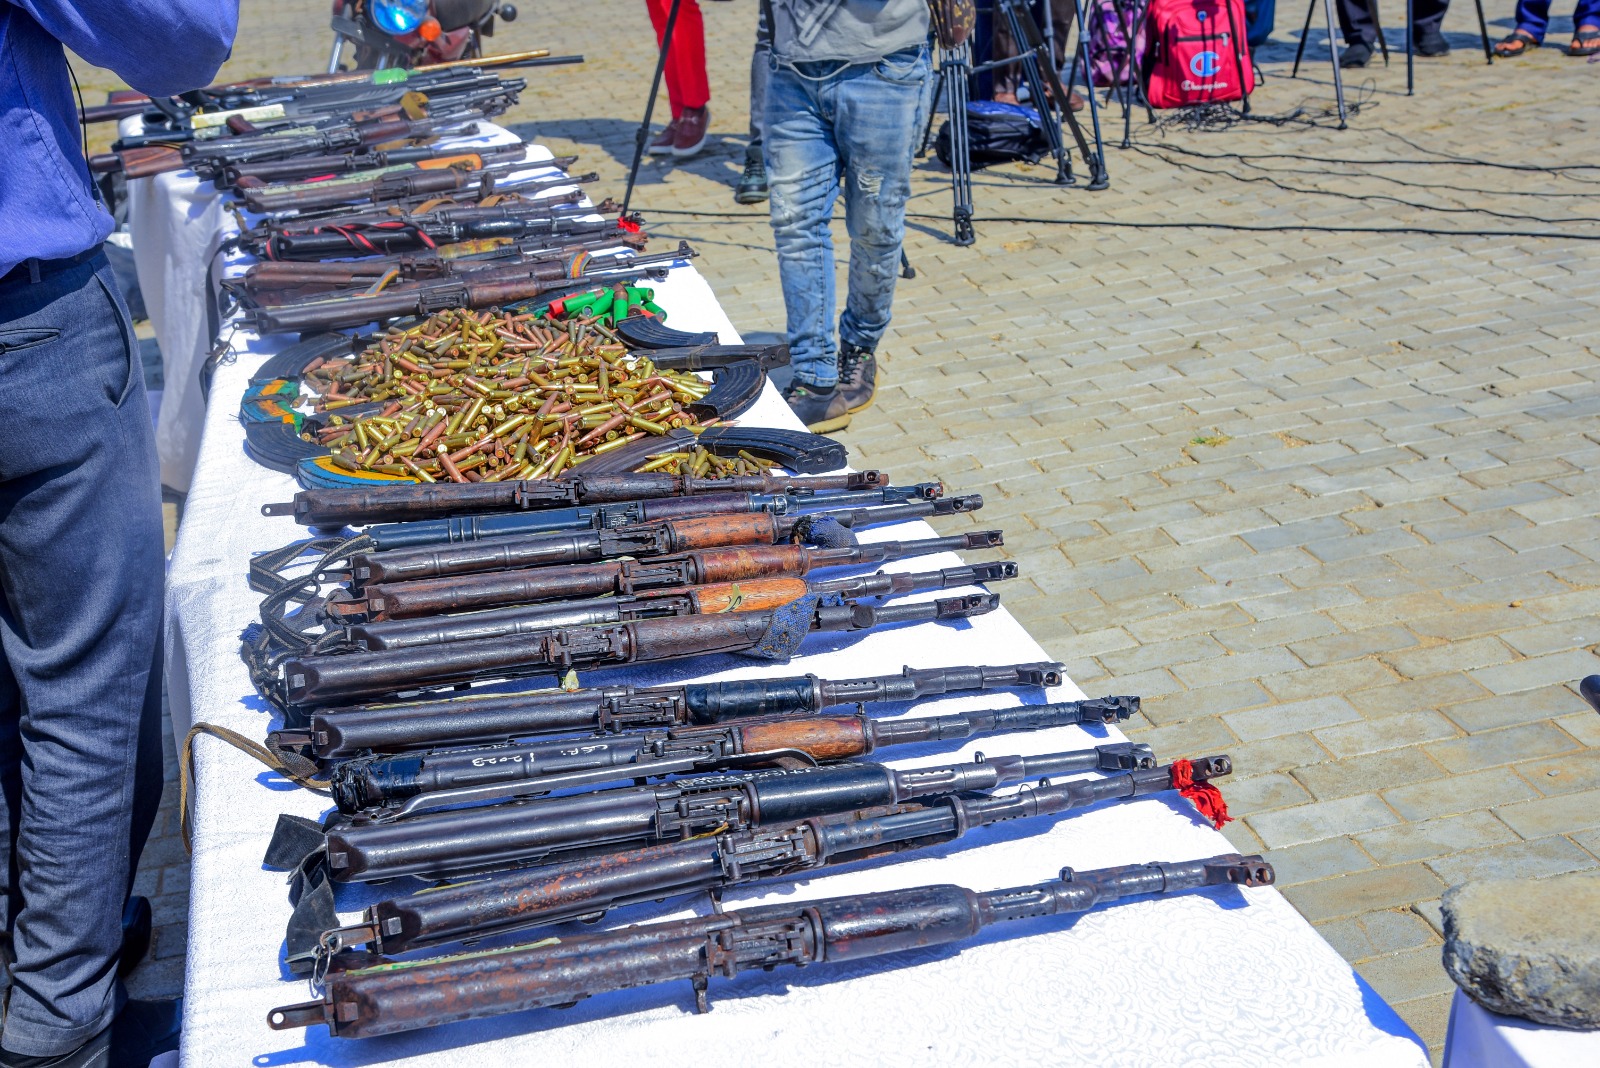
[920,0,1108,246]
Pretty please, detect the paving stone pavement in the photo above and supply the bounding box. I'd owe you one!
[95,1,1600,1060]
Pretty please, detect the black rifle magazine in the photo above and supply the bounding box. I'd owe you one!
[571,425,848,475]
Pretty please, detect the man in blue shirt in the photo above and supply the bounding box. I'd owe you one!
[0,2,236,1065]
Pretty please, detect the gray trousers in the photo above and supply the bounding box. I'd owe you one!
[0,254,164,1057]
[748,0,773,163]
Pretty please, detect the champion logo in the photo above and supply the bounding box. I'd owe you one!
[1189,50,1222,77]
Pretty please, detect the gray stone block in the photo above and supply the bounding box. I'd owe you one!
[1442,873,1600,1028]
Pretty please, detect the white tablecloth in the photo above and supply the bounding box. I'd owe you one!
[155,124,1431,1068]
[1443,989,1600,1067]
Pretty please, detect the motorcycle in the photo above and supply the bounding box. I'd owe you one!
[328,0,519,71]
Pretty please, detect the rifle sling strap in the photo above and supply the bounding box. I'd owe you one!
[180,722,332,852]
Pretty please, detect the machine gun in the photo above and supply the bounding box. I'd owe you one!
[269,854,1272,1038]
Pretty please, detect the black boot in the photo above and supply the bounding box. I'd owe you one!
[735,154,768,205]
[1340,40,1374,67]
[1415,26,1450,55]
[119,895,151,978]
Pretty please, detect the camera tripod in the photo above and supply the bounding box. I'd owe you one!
[920,0,1110,246]
[1290,0,1492,100]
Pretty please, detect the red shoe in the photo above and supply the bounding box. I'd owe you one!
[672,106,710,158]
[649,119,680,156]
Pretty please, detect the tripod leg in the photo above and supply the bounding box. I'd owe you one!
[900,249,915,279]
[1406,0,1414,95]
[948,47,975,246]
[622,0,682,216]
[1322,0,1349,127]
[1067,0,1111,188]
[1293,0,1316,77]
[1005,1,1074,185]
[1473,0,1493,62]
[1369,0,1390,64]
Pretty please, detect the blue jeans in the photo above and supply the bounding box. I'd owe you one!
[0,255,165,1056]
[764,46,931,389]
[1515,0,1600,38]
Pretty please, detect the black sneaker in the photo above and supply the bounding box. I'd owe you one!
[1339,41,1374,67]
[1415,26,1450,55]
[837,343,879,415]
[781,380,851,433]
[735,156,768,204]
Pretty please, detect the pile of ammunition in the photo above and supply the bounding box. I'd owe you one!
[297,307,733,482]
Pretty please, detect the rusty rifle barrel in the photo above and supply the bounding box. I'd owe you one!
[273,853,1270,1038]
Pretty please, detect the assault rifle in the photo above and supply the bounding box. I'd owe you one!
[323,480,941,555]
[333,562,1019,652]
[243,163,598,217]
[338,497,983,588]
[283,756,1234,964]
[295,745,1155,882]
[227,238,646,307]
[270,854,1273,1037]
[81,50,573,125]
[263,470,887,527]
[277,592,1000,705]
[324,531,996,622]
[222,145,571,189]
[230,229,647,304]
[271,662,1069,759]
[243,251,676,334]
[98,113,489,180]
[242,202,626,261]
[328,697,1143,815]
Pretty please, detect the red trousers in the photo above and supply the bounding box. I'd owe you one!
[645,0,710,116]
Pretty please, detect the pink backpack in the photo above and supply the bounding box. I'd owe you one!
[1140,0,1254,109]
[1088,0,1148,87]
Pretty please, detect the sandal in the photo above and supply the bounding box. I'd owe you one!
[1567,26,1600,56]
[1494,29,1539,56]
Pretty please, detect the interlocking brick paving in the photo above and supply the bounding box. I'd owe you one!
[94,2,1598,1059]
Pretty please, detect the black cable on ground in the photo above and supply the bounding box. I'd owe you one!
[1124,144,1600,226]
[645,207,1600,242]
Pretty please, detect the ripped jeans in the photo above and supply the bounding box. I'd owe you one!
[764,46,931,389]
